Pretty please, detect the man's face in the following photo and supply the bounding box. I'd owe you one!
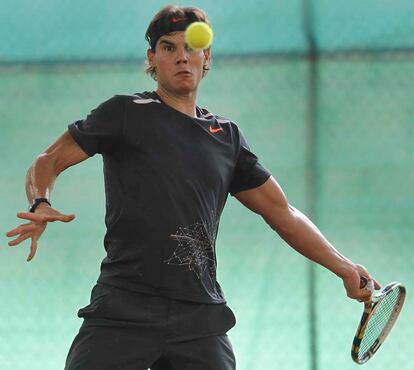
[147,32,211,95]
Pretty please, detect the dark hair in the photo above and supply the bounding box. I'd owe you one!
[145,5,211,80]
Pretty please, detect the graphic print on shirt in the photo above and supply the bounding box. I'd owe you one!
[165,209,218,280]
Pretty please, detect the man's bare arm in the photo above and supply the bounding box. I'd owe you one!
[26,130,89,203]
[6,130,89,261]
[235,176,380,301]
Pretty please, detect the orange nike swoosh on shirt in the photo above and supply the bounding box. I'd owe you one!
[209,126,223,133]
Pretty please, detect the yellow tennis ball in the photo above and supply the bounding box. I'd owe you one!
[185,22,213,50]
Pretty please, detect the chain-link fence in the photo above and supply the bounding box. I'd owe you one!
[1,1,413,370]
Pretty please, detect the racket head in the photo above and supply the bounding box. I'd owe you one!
[351,281,406,364]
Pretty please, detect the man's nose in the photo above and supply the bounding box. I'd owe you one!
[175,47,189,63]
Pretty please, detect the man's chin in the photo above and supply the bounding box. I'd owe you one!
[158,78,200,96]
[171,83,198,95]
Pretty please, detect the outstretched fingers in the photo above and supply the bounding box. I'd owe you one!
[7,208,75,262]
[16,211,75,223]
[16,212,46,222]
[50,213,76,223]
[8,232,32,247]
[27,239,38,262]
[6,223,36,239]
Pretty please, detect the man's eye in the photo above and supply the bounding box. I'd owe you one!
[164,45,174,52]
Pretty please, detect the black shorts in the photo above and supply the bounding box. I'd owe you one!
[64,283,236,370]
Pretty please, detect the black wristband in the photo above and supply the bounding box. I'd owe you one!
[29,198,51,213]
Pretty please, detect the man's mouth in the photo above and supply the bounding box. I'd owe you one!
[175,70,192,76]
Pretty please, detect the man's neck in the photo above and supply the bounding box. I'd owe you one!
[156,87,198,118]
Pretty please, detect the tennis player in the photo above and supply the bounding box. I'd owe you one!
[6,5,380,370]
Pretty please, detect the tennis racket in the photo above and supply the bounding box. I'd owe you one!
[351,277,406,364]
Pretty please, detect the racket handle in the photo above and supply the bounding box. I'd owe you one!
[360,276,374,293]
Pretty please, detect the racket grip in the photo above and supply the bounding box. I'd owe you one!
[360,276,374,293]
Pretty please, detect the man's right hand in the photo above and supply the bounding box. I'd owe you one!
[6,203,75,262]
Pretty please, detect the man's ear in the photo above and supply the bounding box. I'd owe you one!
[203,48,211,67]
[147,48,155,67]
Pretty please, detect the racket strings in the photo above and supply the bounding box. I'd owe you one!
[358,287,402,359]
